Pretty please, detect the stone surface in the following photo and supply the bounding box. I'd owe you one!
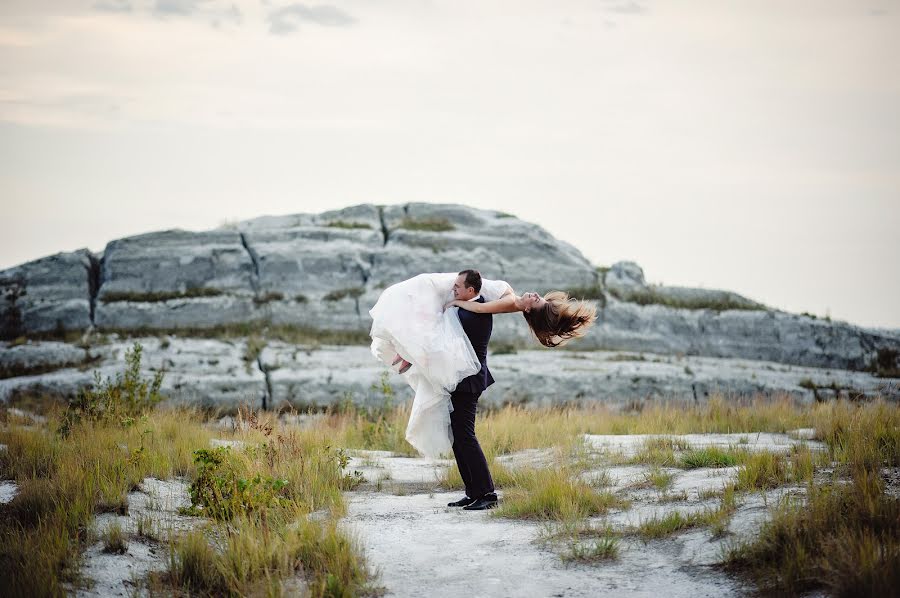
[605,260,646,292]
[0,249,95,338]
[73,477,204,597]
[336,435,831,597]
[582,433,827,456]
[0,340,95,378]
[0,337,267,409]
[2,202,899,378]
[0,480,17,504]
[1,337,896,409]
[343,490,746,598]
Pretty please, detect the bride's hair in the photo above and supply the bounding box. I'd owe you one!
[522,291,598,348]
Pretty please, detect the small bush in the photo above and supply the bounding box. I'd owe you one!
[323,287,365,302]
[243,335,266,374]
[641,466,674,491]
[397,217,455,232]
[608,287,765,312]
[102,521,127,554]
[493,467,628,520]
[638,485,736,539]
[724,470,899,596]
[253,291,284,305]
[563,285,606,303]
[680,446,744,468]
[101,288,222,303]
[184,447,290,521]
[325,220,372,229]
[170,529,227,595]
[562,535,620,563]
[60,342,163,435]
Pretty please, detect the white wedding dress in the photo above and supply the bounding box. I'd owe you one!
[368,273,511,458]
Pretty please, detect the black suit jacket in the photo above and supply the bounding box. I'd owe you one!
[453,296,495,394]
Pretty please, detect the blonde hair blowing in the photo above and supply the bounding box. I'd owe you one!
[522,291,598,348]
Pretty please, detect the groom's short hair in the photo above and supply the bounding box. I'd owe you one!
[458,269,482,293]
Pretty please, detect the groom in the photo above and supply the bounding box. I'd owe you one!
[446,269,499,511]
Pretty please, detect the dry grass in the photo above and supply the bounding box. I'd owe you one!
[3,362,898,597]
[0,347,374,598]
[0,407,212,596]
[102,521,127,554]
[636,485,737,540]
[492,466,629,520]
[722,399,900,596]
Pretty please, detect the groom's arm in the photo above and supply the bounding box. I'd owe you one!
[448,294,518,314]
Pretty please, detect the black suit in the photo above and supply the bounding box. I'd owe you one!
[450,296,495,499]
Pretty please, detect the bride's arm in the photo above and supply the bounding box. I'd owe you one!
[447,294,519,314]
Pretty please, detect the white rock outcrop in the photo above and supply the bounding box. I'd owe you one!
[2,202,899,406]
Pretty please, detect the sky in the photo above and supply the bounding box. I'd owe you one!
[1,0,898,329]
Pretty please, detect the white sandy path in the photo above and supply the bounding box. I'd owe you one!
[342,490,746,598]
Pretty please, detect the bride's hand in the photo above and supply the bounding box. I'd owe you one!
[443,299,460,311]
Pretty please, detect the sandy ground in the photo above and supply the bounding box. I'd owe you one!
[339,432,823,598]
[3,430,832,597]
[73,478,204,597]
[343,490,748,598]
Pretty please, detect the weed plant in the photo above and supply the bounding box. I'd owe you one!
[0,345,372,598]
[720,399,900,595]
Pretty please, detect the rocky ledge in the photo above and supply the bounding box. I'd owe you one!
[1,203,898,406]
[0,337,896,410]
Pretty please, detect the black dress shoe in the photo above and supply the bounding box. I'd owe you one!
[447,496,476,507]
[463,493,498,511]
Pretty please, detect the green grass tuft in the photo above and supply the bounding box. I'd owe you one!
[679,446,745,468]
[396,217,455,232]
[325,220,372,229]
[493,467,629,520]
[100,288,223,303]
[101,521,127,554]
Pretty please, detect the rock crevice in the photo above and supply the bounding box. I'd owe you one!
[86,251,101,326]
[256,355,272,410]
[377,205,390,246]
[239,232,260,293]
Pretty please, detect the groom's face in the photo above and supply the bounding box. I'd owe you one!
[453,274,478,301]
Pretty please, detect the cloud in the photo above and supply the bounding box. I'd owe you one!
[90,0,241,26]
[93,0,134,12]
[153,0,200,16]
[600,1,646,15]
[267,3,356,35]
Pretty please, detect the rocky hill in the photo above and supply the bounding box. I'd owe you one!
[1,203,898,408]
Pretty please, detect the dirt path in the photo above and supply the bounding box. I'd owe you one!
[343,489,746,597]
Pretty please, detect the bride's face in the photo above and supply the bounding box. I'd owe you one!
[520,292,546,313]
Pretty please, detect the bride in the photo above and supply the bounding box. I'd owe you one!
[368,271,597,458]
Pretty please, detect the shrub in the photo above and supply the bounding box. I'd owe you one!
[608,287,765,312]
[724,470,900,596]
[183,447,290,521]
[397,217,455,232]
[325,220,372,229]
[101,288,223,303]
[679,446,745,468]
[323,287,365,302]
[252,291,284,305]
[102,521,127,554]
[60,342,163,434]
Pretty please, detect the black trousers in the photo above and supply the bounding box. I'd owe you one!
[449,390,495,499]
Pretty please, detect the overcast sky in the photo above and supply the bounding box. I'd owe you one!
[1,0,898,329]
